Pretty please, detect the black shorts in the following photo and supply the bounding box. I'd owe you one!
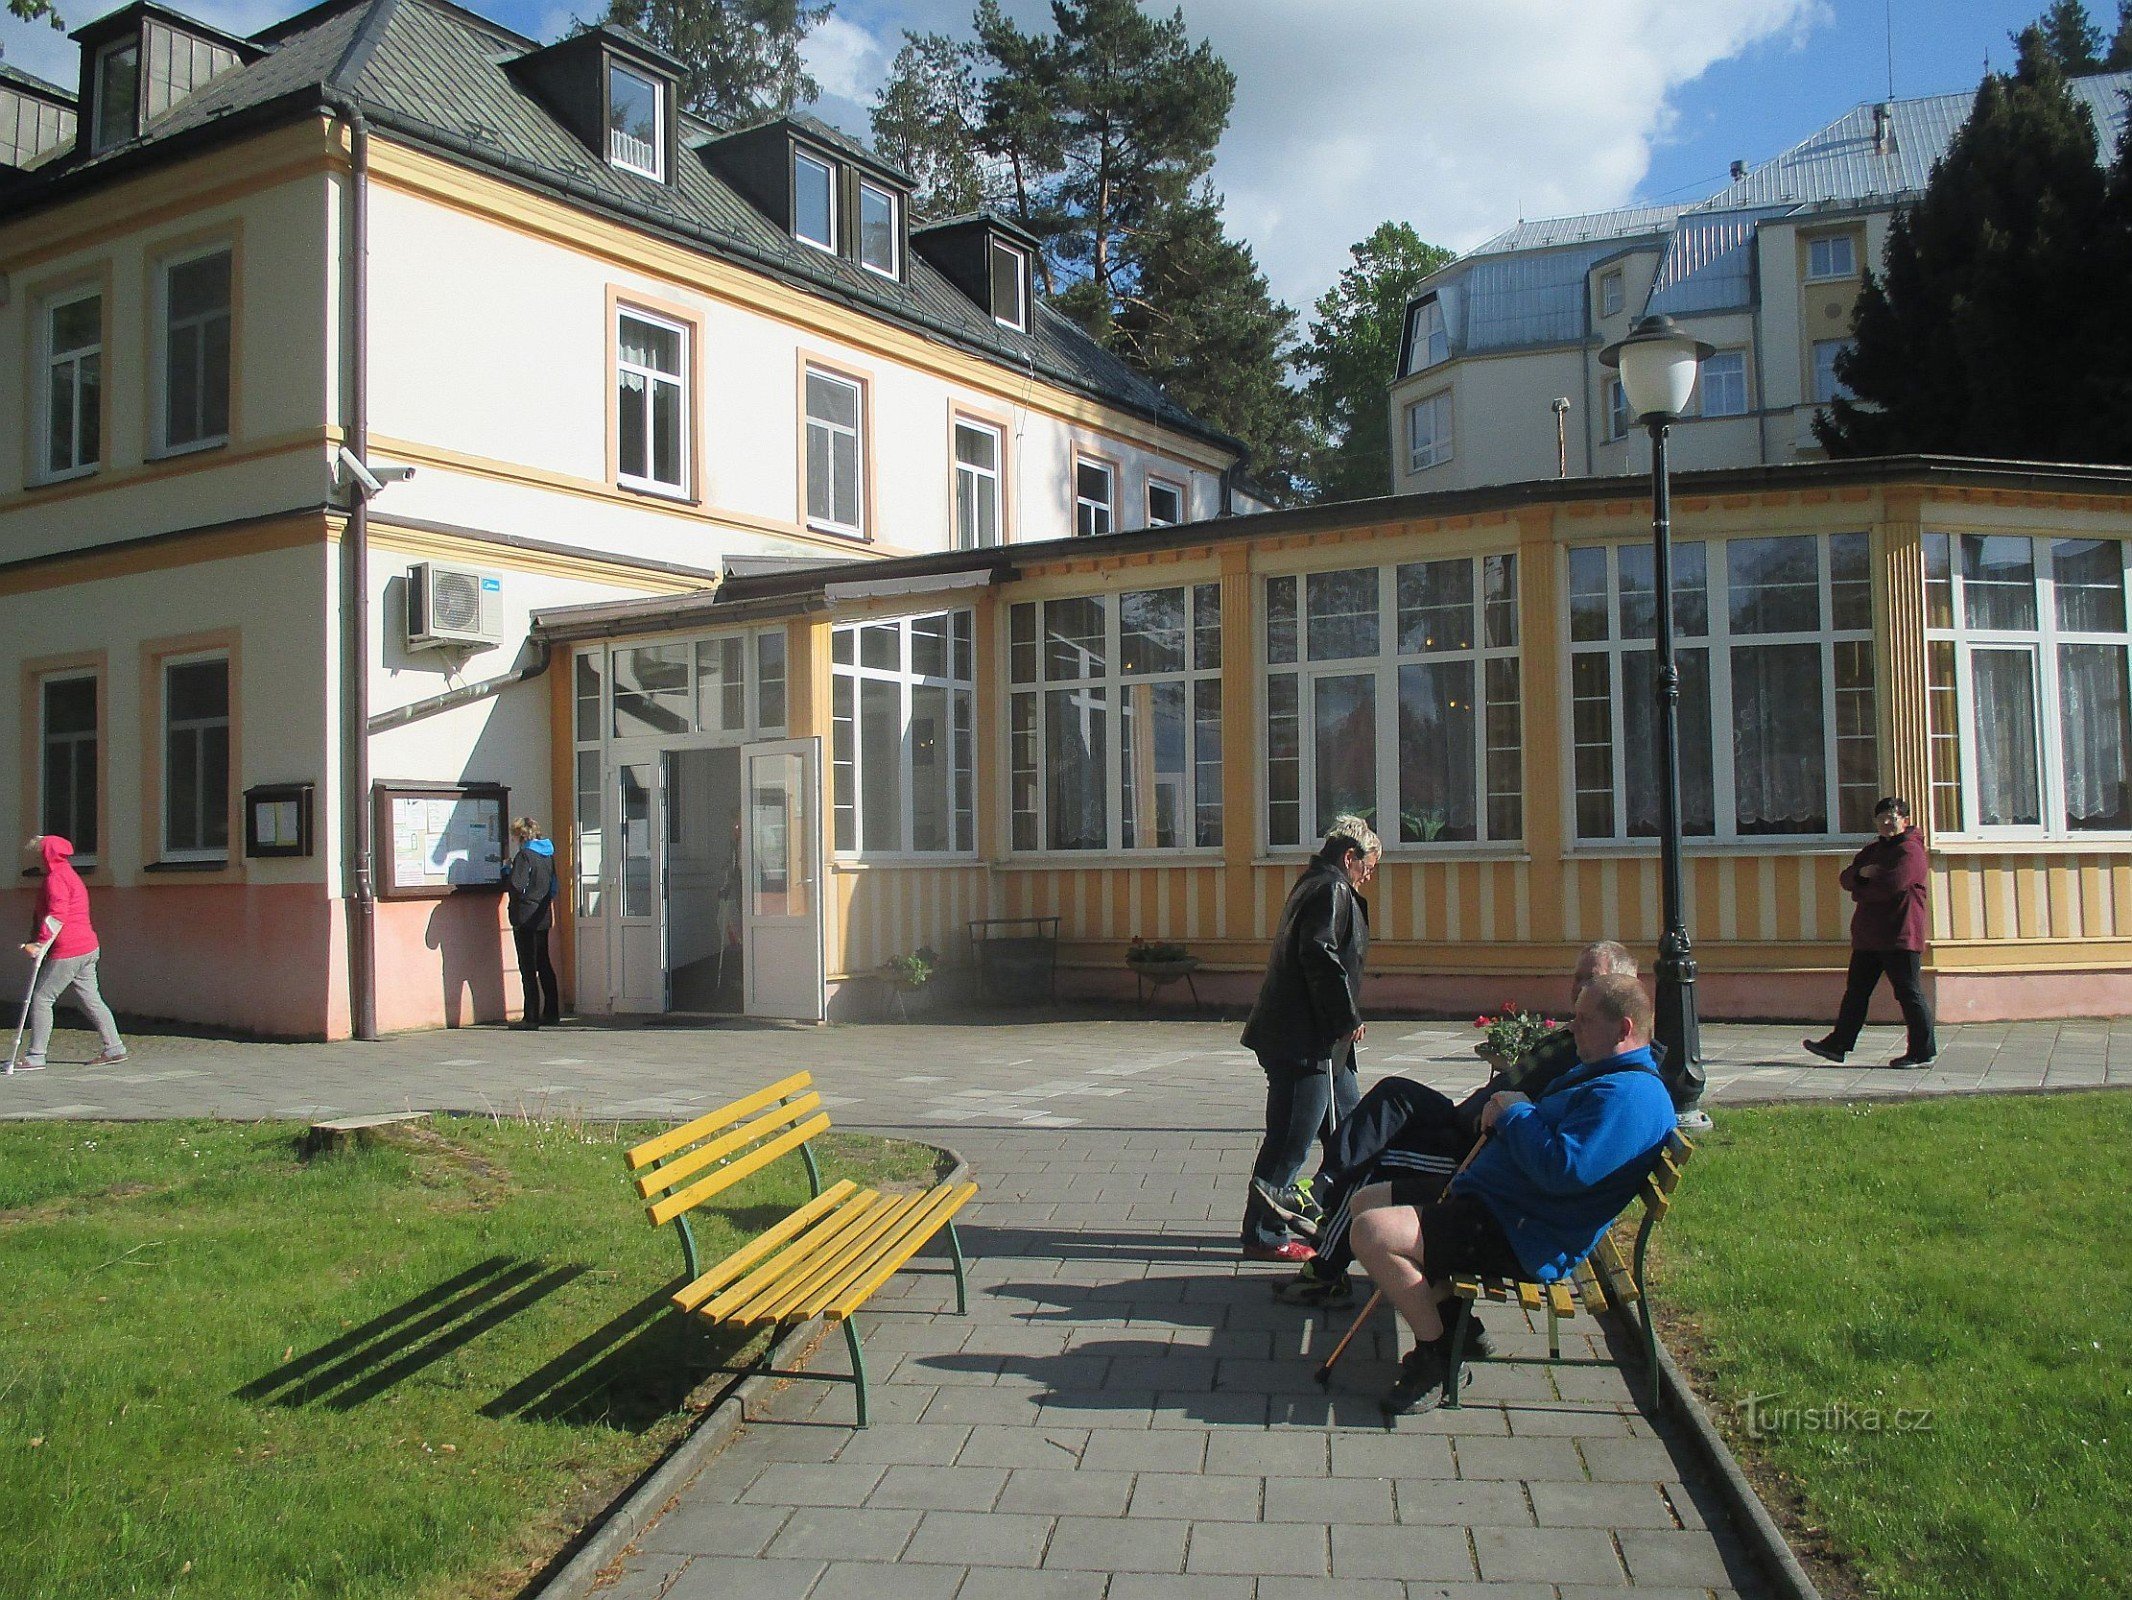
[1406,1190,1523,1281]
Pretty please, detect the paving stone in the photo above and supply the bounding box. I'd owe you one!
[1325,1523,1476,1582]
[997,1466,1136,1516]
[903,1509,1053,1567]
[1080,1430,1209,1473]
[1471,1524,1626,1585]
[1575,1435,1687,1481]
[1103,1577,1255,1600]
[1503,1403,1634,1437]
[832,1422,974,1466]
[1043,1515,1190,1573]
[1201,1430,1329,1477]
[1618,1526,1741,1586]
[1329,1432,1455,1479]
[1452,1435,1589,1481]
[762,1506,921,1562]
[1262,1473,1394,1523]
[1529,1478,1682,1528]
[955,1424,1091,1469]
[808,1560,967,1600]
[1394,1477,1535,1527]
[659,1555,825,1600]
[636,1499,792,1556]
[1128,1472,1263,1521]
[921,1388,1051,1427]
[1183,1518,1330,1576]
[739,1462,888,1508]
[867,1463,1010,1512]
[1255,1579,1405,1600]
[583,1550,688,1599]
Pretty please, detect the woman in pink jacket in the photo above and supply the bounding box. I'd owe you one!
[17,835,125,1070]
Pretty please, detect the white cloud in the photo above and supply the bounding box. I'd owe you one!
[800,14,893,105]
[814,0,1827,312]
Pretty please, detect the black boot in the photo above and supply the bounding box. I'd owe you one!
[1435,1296,1495,1362]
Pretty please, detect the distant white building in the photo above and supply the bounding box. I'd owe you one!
[1388,72,2132,494]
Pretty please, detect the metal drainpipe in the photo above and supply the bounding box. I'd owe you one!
[341,104,378,1041]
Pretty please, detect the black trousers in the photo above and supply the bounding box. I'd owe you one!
[513,924,561,1025]
[1829,948,1935,1060]
[1309,1076,1472,1273]
[1244,1049,1359,1247]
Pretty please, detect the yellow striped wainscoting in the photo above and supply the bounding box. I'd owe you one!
[830,864,994,978]
[990,863,1228,950]
[1931,851,2132,948]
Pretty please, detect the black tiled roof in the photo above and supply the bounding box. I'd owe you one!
[0,63,76,103]
[5,0,1234,454]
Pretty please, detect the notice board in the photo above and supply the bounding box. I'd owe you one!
[374,782,509,900]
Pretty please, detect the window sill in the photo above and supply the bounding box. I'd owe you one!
[26,466,100,490]
[617,480,698,507]
[1927,835,2132,856]
[21,863,96,876]
[807,524,867,542]
[144,858,230,872]
[1254,846,1530,866]
[1564,838,1856,858]
[832,854,984,871]
[147,437,229,463]
[1006,851,1228,868]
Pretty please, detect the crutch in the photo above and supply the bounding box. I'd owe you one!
[7,923,59,1075]
[1313,1128,1492,1387]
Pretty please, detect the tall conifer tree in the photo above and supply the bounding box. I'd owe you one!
[600,0,827,125]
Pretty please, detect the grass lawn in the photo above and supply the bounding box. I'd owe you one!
[1652,1090,2132,1600]
[0,1115,946,1599]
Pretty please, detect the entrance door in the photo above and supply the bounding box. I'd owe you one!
[741,738,824,1021]
[612,759,666,1013]
[663,747,746,1013]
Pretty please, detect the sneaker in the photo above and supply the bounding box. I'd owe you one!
[1250,1177,1322,1239]
[1272,1265,1356,1307]
[1802,1037,1846,1064]
[12,1057,45,1072]
[1888,1054,1936,1069]
[1241,1238,1316,1265]
[1382,1343,1471,1417]
[88,1048,127,1066]
[1675,1107,1714,1134]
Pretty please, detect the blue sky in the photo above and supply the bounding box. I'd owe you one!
[4,0,2104,311]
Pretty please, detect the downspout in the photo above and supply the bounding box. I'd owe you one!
[367,640,552,733]
[338,103,377,1041]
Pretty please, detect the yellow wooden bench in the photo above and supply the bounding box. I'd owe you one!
[624,1069,977,1427]
[1442,1129,1695,1411]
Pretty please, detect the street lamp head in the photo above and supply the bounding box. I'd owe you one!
[1599,314,1716,423]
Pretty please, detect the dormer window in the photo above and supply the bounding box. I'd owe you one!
[793,148,836,252]
[858,178,899,277]
[990,239,1028,331]
[606,59,662,179]
[1408,296,1448,372]
[92,38,138,153]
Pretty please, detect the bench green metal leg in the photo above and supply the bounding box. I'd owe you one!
[945,1220,969,1316]
[843,1314,869,1428]
[1443,1296,1471,1410]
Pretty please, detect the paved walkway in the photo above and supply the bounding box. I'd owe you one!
[6,1011,2125,1599]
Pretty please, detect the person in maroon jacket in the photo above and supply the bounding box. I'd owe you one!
[1804,797,1936,1069]
[17,835,126,1070]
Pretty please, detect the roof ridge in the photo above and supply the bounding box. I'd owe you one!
[328,0,405,91]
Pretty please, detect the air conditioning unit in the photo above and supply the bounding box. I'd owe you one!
[406,562,503,649]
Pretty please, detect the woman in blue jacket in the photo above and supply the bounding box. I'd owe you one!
[505,817,561,1030]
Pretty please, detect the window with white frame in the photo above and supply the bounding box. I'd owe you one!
[163,654,229,859]
[1263,556,1522,848]
[953,418,1002,549]
[832,612,975,854]
[1074,457,1114,537]
[1010,585,1224,852]
[41,290,102,478]
[616,309,687,492]
[1923,533,2132,835]
[1807,233,1856,280]
[1408,296,1448,372]
[40,673,97,857]
[990,238,1028,330]
[1406,391,1453,474]
[1811,339,1852,404]
[792,148,836,251]
[1698,349,1748,417]
[756,629,788,731]
[159,247,231,453]
[1607,378,1632,439]
[92,38,138,153]
[606,60,663,178]
[574,651,605,917]
[1146,479,1183,528]
[1566,533,1877,844]
[1599,269,1625,318]
[858,179,899,277]
[805,367,865,535]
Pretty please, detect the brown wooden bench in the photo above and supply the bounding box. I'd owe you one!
[624,1069,977,1426]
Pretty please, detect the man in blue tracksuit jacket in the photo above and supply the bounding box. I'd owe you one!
[1350,970,1678,1414]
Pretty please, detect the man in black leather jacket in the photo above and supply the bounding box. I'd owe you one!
[1238,815,1379,1261]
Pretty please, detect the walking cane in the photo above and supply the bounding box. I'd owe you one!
[1313,1128,1492,1387]
[8,935,55,1076]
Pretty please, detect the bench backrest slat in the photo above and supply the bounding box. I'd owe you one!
[625,1070,816,1172]
[647,1111,833,1226]
[634,1093,825,1202]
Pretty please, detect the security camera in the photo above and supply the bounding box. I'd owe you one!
[336,447,417,497]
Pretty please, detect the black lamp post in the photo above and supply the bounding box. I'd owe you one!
[1599,315,1713,1108]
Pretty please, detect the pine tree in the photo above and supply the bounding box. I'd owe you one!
[2033,0,2105,70]
[1816,28,2110,460]
[1300,222,1456,500]
[600,0,828,126]
[2071,96,2132,458]
[870,32,989,217]
[7,0,62,27]
[2106,0,2132,67]
[1113,192,1310,499]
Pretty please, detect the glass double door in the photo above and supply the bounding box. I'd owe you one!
[610,738,823,1021]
